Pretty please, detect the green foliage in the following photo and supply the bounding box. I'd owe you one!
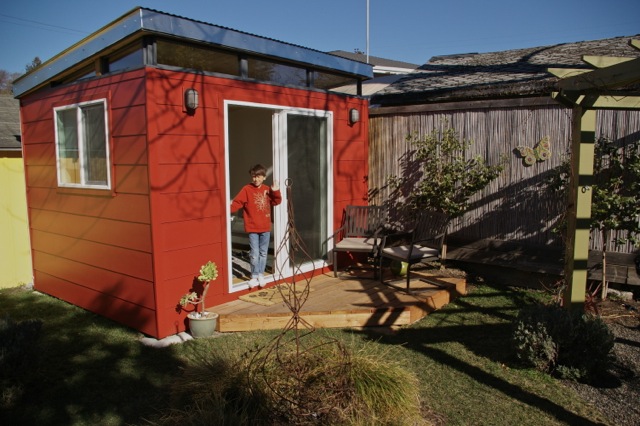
[396,125,505,217]
[513,304,614,382]
[181,260,218,314]
[197,260,219,283]
[548,138,640,247]
[25,57,42,74]
[592,137,640,247]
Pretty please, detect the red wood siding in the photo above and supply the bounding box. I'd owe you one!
[145,69,369,338]
[20,69,157,336]
[21,66,368,339]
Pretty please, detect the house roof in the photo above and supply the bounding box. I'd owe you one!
[0,94,21,150]
[329,51,419,74]
[13,7,373,98]
[370,35,640,107]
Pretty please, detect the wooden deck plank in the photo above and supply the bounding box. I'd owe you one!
[210,270,466,332]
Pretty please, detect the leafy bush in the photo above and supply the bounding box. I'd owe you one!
[513,304,614,382]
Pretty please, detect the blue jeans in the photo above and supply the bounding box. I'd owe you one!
[249,232,270,278]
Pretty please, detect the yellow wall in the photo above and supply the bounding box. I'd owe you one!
[0,152,32,288]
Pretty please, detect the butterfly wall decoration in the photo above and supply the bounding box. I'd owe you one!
[516,137,551,166]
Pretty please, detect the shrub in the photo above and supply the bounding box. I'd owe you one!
[513,304,614,382]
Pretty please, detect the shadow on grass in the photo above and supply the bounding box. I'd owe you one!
[352,283,605,426]
[0,287,185,425]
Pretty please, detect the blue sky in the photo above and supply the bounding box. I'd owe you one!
[1,0,639,74]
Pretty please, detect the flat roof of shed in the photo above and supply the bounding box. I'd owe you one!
[13,7,373,98]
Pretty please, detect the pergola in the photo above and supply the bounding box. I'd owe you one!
[550,39,640,309]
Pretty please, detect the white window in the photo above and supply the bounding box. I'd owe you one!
[54,99,110,189]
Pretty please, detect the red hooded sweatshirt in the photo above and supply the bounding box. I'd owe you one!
[230,184,282,233]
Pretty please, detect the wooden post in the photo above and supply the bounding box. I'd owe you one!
[563,107,596,310]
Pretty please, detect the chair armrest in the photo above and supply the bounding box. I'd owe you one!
[380,231,413,249]
[327,224,349,243]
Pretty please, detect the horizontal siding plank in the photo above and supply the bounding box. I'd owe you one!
[25,164,57,188]
[151,163,222,194]
[335,159,368,181]
[334,138,366,162]
[155,190,223,223]
[333,178,367,204]
[158,243,225,281]
[30,209,152,252]
[161,217,223,250]
[34,270,157,337]
[109,78,146,109]
[23,142,55,167]
[21,119,53,145]
[27,188,150,223]
[33,251,155,309]
[31,230,153,281]
[155,134,219,165]
[150,103,220,136]
[111,104,146,137]
[113,135,148,165]
[114,164,149,194]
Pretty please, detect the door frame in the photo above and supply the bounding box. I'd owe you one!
[224,100,334,293]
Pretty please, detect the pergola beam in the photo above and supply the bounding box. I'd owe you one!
[553,92,640,109]
[582,55,634,68]
[564,108,595,310]
[557,57,640,91]
[550,38,640,310]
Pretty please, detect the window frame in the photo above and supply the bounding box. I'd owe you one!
[53,98,111,190]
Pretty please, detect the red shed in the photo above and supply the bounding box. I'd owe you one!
[13,8,372,339]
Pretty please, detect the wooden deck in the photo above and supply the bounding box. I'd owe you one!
[210,269,466,332]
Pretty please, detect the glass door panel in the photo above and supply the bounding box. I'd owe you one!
[286,114,328,265]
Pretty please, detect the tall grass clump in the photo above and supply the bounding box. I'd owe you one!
[157,335,425,425]
[512,304,614,382]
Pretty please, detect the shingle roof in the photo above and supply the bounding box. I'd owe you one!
[370,35,640,107]
[0,94,21,150]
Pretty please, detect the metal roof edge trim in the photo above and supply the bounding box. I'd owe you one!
[13,7,372,98]
[13,8,143,98]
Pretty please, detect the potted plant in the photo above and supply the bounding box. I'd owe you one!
[179,260,219,338]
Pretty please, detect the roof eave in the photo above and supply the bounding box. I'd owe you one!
[13,7,373,98]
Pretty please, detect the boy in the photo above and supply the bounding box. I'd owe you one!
[230,164,282,288]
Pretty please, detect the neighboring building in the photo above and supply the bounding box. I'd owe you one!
[13,7,373,338]
[0,94,32,288]
[329,51,419,96]
[368,35,640,284]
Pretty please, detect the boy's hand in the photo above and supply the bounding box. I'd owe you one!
[271,180,280,191]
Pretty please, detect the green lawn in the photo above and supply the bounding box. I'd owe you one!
[0,282,612,425]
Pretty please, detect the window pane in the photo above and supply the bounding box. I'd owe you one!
[108,45,143,73]
[157,39,239,76]
[82,104,108,185]
[56,108,80,184]
[247,58,307,87]
[287,115,328,262]
[313,71,358,92]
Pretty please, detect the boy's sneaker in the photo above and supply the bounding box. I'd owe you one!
[257,275,266,287]
[248,278,259,288]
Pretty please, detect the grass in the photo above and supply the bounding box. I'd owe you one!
[0,281,613,425]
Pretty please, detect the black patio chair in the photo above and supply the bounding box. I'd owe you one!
[378,210,450,292]
[330,205,387,278]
